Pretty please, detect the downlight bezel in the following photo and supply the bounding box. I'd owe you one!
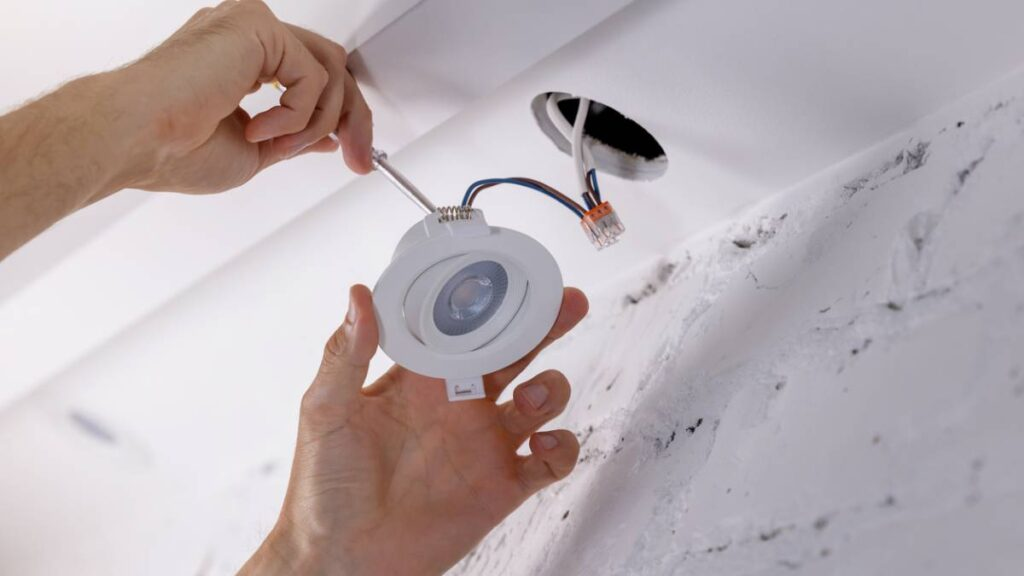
[373,209,563,397]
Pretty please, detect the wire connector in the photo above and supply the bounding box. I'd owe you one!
[580,202,625,249]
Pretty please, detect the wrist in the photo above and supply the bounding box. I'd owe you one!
[241,521,349,576]
[78,66,166,196]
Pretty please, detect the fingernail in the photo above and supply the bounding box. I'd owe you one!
[537,433,559,450]
[346,296,358,326]
[522,383,550,410]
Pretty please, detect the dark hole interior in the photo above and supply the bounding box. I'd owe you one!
[555,97,666,161]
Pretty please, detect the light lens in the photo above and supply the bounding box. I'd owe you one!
[449,276,494,321]
[433,261,508,336]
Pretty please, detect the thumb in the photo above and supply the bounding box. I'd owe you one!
[302,285,379,417]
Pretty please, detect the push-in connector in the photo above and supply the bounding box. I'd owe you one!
[580,201,625,249]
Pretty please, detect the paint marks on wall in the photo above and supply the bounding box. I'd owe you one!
[454,68,1024,576]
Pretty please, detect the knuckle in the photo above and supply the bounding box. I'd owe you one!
[300,386,341,422]
[237,0,273,24]
[300,387,323,415]
[322,328,349,362]
[239,0,269,12]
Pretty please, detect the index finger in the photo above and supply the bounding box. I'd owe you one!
[484,287,589,400]
[335,70,374,174]
[244,7,329,142]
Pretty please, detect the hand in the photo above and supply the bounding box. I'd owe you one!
[241,285,589,576]
[125,0,373,193]
[1,0,373,258]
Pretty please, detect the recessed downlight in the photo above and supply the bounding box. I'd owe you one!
[374,209,563,402]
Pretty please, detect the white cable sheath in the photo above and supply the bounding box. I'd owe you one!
[546,94,574,139]
[547,94,595,176]
[571,96,592,200]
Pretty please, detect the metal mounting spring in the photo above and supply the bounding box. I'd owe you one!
[437,206,474,222]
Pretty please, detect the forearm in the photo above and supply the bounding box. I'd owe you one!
[0,69,157,260]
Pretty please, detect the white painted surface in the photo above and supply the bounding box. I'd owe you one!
[0,0,1023,574]
[452,69,1024,576]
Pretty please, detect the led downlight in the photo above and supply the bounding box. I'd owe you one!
[373,208,563,401]
[369,127,621,402]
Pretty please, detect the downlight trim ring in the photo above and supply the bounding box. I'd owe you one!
[373,212,563,381]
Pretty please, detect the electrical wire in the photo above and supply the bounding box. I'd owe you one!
[547,93,600,210]
[462,178,586,218]
[460,94,609,222]
[464,178,585,216]
[588,168,602,204]
[546,94,595,169]
[571,96,594,208]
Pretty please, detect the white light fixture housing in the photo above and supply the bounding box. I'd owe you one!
[373,207,563,402]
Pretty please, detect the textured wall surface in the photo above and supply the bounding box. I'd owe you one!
[453,71,1024,575]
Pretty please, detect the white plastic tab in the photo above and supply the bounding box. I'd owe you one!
[445,376,486,402]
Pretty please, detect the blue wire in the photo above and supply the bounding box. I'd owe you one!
[462,178,584,218]
[588,169,602,203]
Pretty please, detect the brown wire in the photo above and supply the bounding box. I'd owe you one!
[520,176,597,212]
[466,178,587,214]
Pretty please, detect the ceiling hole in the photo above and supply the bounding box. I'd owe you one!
[531,92,668,181]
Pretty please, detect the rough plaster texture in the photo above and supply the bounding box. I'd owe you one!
[452,73,1024,575]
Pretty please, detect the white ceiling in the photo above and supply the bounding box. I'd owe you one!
[3,0,1024,572]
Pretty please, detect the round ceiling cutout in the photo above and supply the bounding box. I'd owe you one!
[532,92,668,181]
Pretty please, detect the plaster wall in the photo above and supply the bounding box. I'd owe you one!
[452,70,1024,575]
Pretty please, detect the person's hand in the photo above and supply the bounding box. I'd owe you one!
[240,285,589,576]
[123,0,373,194]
